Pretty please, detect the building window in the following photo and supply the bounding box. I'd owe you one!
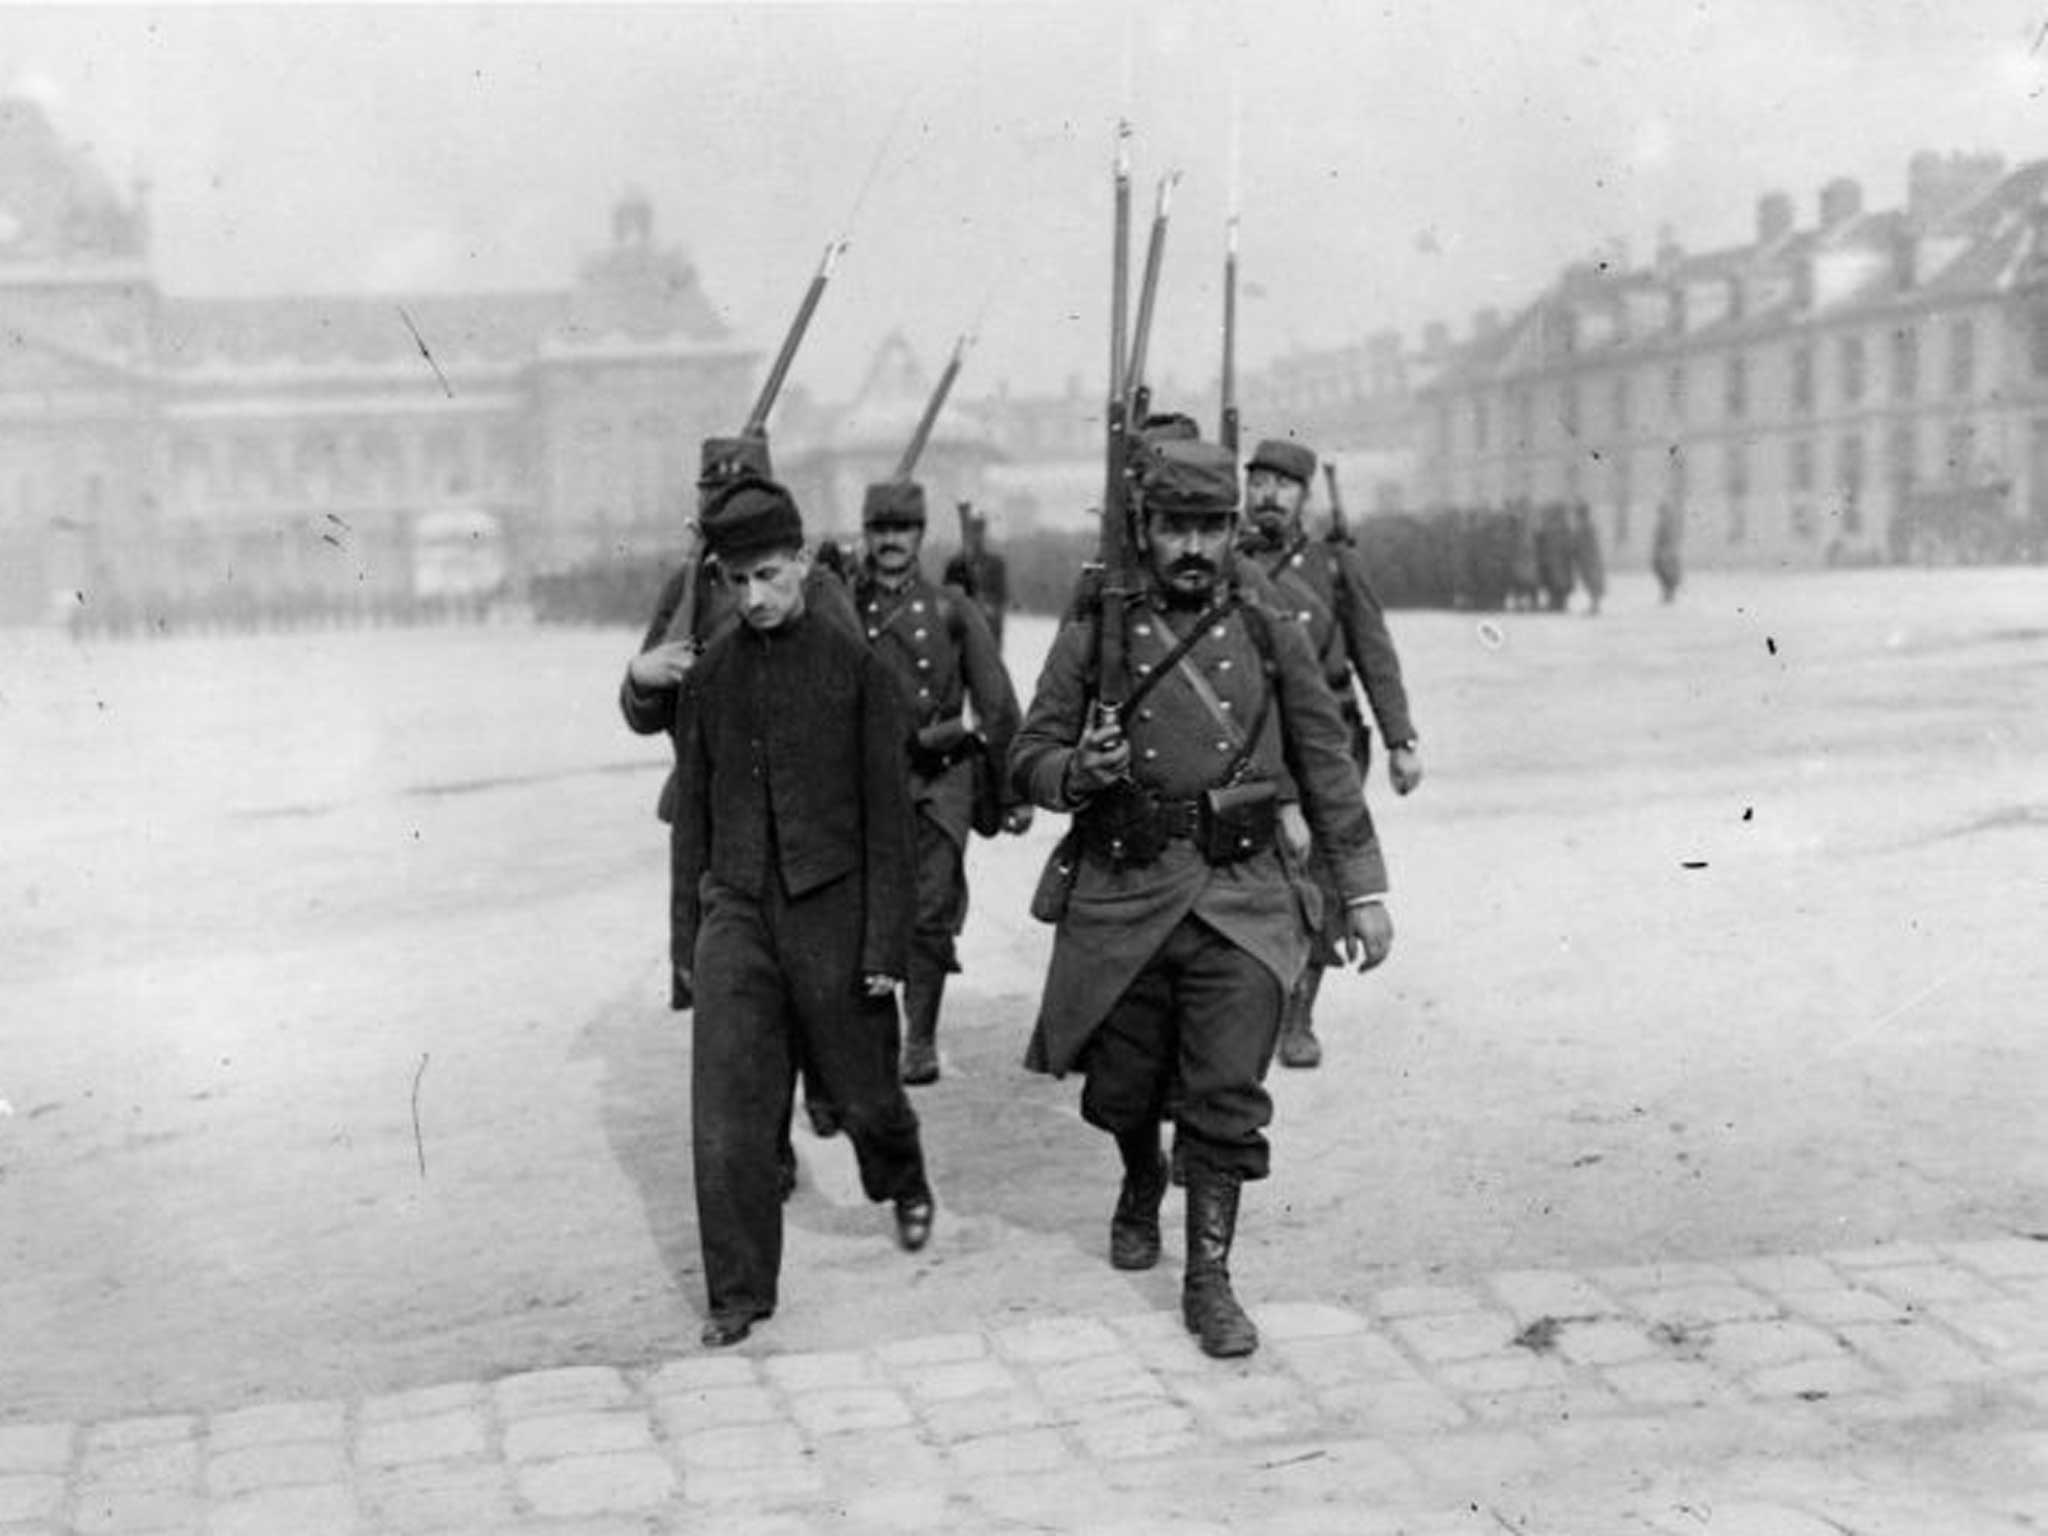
[1725,444,1749,543]
[1891,325,1918,400]
[1888,421,1916,498]
[1944,420,1978,483]
[1611,373,1631,434]
[1840,334,1866,403]
[1725,353,1748,419]
[1837,433,1864,534]
[1790,438,1814,494]
[1949,319,1976,396]
[1667,364,1687,421]
[1791,344,1814,414]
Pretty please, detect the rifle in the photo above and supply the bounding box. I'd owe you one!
[895,334,968,479]
[1093,142,1176,730]
[1323,462,1353,546]
[1219,214,1240,454]
[665,241,845,644]
[742,240,845,436]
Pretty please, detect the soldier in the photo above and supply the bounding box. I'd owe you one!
[941,503,1009,651]
[854,477,1032,1086]
[1652,499,1684,603]
[671,474,936,1348]
[1240,437,1421,1070]
[1570,500,1607,615]
[1010,439,1393,1359]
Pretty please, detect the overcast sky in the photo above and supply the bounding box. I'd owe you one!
[4,1,2045,407]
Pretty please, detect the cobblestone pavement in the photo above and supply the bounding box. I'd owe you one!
[4,1238,2045,1535]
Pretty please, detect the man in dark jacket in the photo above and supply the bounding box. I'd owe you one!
[1010,439,1393,1360]
[1240,437,1420,1070]
[669,475,935,1349]
[620,433,861,1008]
[854,478,1032,1084]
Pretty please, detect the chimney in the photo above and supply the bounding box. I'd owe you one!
[1655,224,1683,271]
[1756,191,1794,247]
[1819,177,1863,227]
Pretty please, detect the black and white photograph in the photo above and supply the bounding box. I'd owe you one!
[2,2,2045,1530]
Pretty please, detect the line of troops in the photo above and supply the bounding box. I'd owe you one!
[620,422,1422,1357]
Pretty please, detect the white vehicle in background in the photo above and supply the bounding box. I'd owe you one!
[412,508,509,611]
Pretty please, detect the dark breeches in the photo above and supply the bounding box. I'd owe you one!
[1079,915,1285,1181]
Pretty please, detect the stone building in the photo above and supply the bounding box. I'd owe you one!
[0,96,753,626]
[1414,152,2048,568]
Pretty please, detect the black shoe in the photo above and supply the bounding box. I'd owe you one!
[1278,1020,1322,1069]
[700,1309,768,1348]
[894,1192,935,1252]
[900,1036,939,1086]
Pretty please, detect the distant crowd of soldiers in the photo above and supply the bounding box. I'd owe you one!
[1348,497,1612,615]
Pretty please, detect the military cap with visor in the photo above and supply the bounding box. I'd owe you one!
[1138,438,1240,517]
[698,432,774,489]
[861,478,928,528]
[1246,437,1317,487]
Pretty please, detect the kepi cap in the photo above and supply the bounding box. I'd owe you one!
[861,478,927,528]
[1246,437,1317,486]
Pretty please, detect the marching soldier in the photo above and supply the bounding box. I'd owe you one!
[854,477,1032,1085]
[1239,437,1421,1070]
[1010,438,1392,1359]
[1570,500,1607,615]
[670,474,936,1348]
[941,503,1010,651]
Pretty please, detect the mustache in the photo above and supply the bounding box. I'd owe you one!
[1168,555,1219,577]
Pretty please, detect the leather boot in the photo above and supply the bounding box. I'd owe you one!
[900,962,943,1086]
[1277,968,1323,1070]
[1110,1129,1169,1271]
[1181,1164,1258,1358]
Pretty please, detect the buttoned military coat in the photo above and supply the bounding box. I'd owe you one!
[1250,532,1416,752]
[852,567,1021,848]
[1009,575,1389,1075]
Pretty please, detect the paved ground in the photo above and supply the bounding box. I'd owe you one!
[3,1235,2045,1534]
[5,566,2046,1530]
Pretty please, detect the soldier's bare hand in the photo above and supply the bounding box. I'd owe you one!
[1278,803,1311,858]
[861,973,901,998]
[1341,901,1394,972]
[1066,721,1131,797]
[1389,746,1424,796]
[1001,804,1036,835]
[628,640,696,690]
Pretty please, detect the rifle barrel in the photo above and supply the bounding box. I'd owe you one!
[1220,215,1239,453]
[1123,171,1178,410]
[894,336,967,479]
[742,241,843,435]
